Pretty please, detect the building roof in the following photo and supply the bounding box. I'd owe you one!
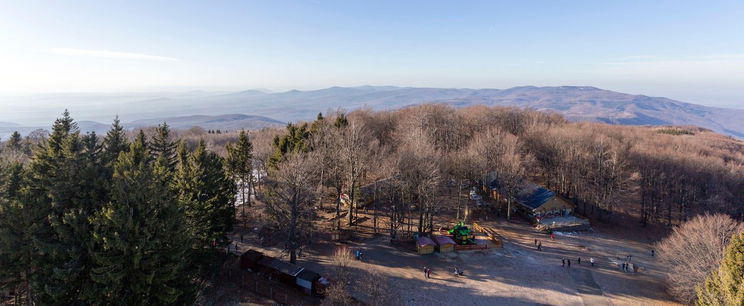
[433,235,456,246]
[416,236,436,247]
[484,172,555,210]
[516,184,555,210]
[297,269,321,282]
[257,257,305,277]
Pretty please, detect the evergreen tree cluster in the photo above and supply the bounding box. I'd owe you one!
[0,111,240,305]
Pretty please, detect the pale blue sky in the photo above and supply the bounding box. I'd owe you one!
[1,0,743,107]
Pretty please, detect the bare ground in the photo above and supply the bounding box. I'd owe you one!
[223,186,678,306]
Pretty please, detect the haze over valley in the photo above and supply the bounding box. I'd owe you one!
[3,85,744,139]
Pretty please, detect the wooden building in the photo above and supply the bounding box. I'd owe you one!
[484,172,574,219]
[433,235,456,253]
[416,236,436,255]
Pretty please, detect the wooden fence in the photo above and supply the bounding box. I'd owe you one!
[473,222,503,248]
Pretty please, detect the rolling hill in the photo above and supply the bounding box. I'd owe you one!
[2,86,743,139]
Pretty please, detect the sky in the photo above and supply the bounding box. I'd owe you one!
[1,0,744,108]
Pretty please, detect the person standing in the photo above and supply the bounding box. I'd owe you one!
[577,257,581,265]
[534,238,537,245]
[590,257,595,266]
[538,241,542,251]
[567,259,571,267]
[427,268,432,279]
[423,266,428,279]
[562,258,565,267]
[651,249,655,257]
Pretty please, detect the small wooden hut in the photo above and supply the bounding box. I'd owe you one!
[433,235,456,253]
[416,236,436,255]
[239,249,264,271]
[256,257,305,286]
[296,269,321,295]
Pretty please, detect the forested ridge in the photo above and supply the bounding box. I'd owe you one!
[253,104,744,231]
[1,104,743,304]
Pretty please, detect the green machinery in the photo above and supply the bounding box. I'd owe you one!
[448,222,475,245]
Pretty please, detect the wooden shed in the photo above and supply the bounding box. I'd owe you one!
[296,269,321,295]
[416,236,436,255]
[239,249,264,271]
[256,257,305,286]
[433,235,456,253]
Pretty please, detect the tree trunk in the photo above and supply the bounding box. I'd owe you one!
[373,180,378,234]
[457,179,462,220]
[347,178,355,226]
[507,198,512,221]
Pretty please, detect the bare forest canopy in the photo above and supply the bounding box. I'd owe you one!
[3,104,744,227]
[258,104,744,228]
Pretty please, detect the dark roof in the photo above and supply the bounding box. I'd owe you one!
[297,269,321,281]
[257,257,305,277]
[241,249,264,261]
[516,184,555,210]
[484,172,555,210]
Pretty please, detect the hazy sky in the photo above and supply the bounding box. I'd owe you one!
[1,0,743,108]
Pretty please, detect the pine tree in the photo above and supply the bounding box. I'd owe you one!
[89,134,193,305]
[24,110,95,304]
[7,131,22,152]
[226,131,254,226]
[269,123,310,169]
[151,122,178,172]
[697,230,744,305]
[177,140,236,251]
[0,162,34,304]
[102,116,130,171]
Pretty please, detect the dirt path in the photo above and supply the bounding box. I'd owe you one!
[229,204,678,305]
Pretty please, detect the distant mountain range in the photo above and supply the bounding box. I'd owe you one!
[1,86,743,139]
[0,114,283,140]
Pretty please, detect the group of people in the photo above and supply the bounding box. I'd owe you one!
[534,239,543,251]
[422,266,463,279]
[561,256,595,267]
[423,266,432,278]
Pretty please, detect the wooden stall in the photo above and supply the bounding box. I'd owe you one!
[416,236,436,255]
[433,235,456,253]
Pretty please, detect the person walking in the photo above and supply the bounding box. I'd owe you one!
[621,263,626,271]
[590,257,595,266]
[423,266,428,279]
[562,258,565,267]
[567,259,571,267]
[577,257,581,265]
[427,268,432,279]
[537,241,542,251]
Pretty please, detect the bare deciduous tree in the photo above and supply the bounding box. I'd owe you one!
[655,214,743,303]
[263,153,318,263]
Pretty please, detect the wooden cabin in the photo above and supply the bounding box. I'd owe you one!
[256,257,305,286]
[240,249,265,271]
[295,269,321,295]
[484,172,574,219]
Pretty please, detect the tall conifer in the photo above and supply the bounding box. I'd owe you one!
[89,134,192,304]
[177,141,236,251]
